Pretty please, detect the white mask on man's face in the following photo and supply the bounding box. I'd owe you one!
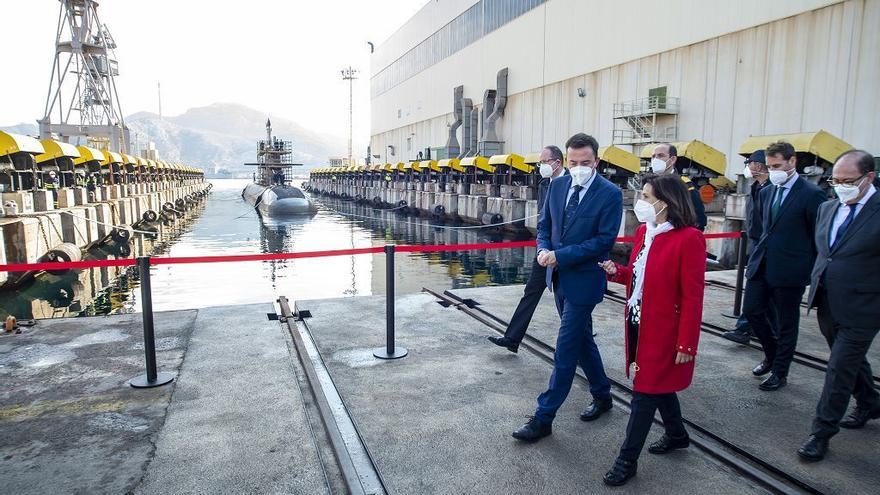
[769,169,792,186]
[743,166,753,179]
[539,163,553,178]
[834,177,865,204]
[569,165,594,186]
[650,158,668,174]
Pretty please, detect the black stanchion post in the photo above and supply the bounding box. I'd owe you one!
[732,230,748,317]
[721,230,749,320]
[129,256,176,388]
[374,244,408,360]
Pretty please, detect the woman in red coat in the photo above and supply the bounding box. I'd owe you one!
[599,174,706,486]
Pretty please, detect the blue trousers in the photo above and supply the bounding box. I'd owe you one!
[535,289,611,423]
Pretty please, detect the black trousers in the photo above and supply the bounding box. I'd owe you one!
[812,289,880,438]
[503,259,547,344]
[619,392,687,461]
[743,269,805,378]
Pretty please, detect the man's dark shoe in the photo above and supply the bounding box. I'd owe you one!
[759,374,787,391]
[797,435,829,462]
[752,360,772,376]
[580,397,613,422]
[648,433,690,454]
[511,416,551,442]
[487,335,518,353]
[603,458,637,486]
[722,329,751,345]
[839,405,880,429]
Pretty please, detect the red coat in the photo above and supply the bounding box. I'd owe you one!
[608,224,706,394]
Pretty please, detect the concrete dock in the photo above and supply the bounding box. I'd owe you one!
[1,276,877,493]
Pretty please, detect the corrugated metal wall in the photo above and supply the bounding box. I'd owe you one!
[371,0,879,176]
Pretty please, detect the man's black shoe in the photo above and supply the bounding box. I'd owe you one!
[487,336,518,353]
[722,329,751,345]
[603,458,637,486]
[839,405,880,429]
[580,398,613,421]
[797,435,829,462]
[752,360,772,376]
[511,416,551,442]
[647,433,690,454]
[759,374,787,391]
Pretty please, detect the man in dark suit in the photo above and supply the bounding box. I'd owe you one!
[798,150,880,461]
[742,141,826,391]
[488,145,565,353]
[512,133,623,441]
[724,150,773,344]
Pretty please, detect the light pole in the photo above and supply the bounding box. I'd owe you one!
[341,67,358,165]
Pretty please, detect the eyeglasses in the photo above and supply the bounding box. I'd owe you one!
[826,174,866,186]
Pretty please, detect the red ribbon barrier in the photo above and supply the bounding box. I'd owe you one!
[397,240,536,253]
[0,231,744,273]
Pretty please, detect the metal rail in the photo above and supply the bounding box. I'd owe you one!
[426,288,825,495]
[705,279,810,310]
[278,296,388,495]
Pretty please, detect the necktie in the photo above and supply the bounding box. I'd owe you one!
[564,185,583,225]
[832,204,857,247]
[770,186,784,222]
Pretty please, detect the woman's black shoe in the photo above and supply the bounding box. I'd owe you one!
[603,458,637,486]
[648,434,690,454]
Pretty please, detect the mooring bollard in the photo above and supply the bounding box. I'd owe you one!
[722,231,749,319]
[129,256,177,388]
[374,244,408,359]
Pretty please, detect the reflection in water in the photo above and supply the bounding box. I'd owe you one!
[2,179,539,318]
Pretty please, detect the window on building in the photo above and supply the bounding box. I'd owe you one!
[406,137,412,151]
[649,86,668,109]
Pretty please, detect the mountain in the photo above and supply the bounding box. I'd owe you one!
[2,103,345,178]
[126,103,345,177]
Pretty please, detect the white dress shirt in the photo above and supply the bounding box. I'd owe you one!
[829,185,876,245]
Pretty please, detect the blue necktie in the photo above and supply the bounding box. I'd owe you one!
[832,204,857,248]
[564,185,583,225]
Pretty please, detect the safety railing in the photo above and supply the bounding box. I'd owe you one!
[0,232,744,387]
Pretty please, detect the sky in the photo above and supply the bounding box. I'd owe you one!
[3,0,428,150]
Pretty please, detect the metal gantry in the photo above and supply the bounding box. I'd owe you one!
[39,0,130,152]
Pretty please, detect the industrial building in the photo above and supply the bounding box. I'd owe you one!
[369,0,879,176]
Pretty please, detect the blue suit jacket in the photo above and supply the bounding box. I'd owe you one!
[746,176,825,287]
[537,174,623,306]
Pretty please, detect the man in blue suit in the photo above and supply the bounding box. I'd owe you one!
[512,133,623,441]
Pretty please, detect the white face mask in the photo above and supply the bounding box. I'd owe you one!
[769,169,792,186]
[650,157,668,174]
[634,198,665,224]
[539,163,553,178]
[743,166,753,179]
[834,177,865,204]
[569,165,594,186]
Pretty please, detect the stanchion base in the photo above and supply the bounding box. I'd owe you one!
[129,371,176,388]
[373,347,408,360]
[720,312,741,320]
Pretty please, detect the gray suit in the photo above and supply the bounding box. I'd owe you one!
[807,190,880,438]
